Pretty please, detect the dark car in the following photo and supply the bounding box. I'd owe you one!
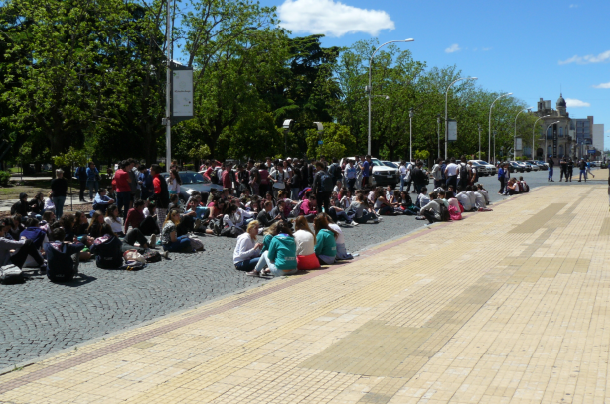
[161,171,224,202]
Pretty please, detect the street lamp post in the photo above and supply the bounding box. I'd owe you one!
[478,124,481,160]
[436,115,441,159]
[368,38,414,155]
[409,108,414,162]
[488,92,512,164]
[531,115,550,160]
[544,121,560,162]
[493,130,497,163]
[444,77,478,159]
[514,107,533,161]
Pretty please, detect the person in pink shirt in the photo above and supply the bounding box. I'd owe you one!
[299,193,318,222]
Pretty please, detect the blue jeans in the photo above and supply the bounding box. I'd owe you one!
[163,236,192,252]
[548,167,553,180]
[291,188,300,200]
[53,196,66,218]
[254,251,298,276]
[86,180,99,199]
[354,212,377,224]
[234,257,260,272]
[400,177,405,192]
[116,191,131,220]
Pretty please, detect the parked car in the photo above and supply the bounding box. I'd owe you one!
[382,161,399,169]
[534,160,549,170]
[525,160,545,170]
[468,161,488,177]
[468,160,496,176]
[523,161,539,171]
[507,162,524,173]
[161,171,224,202]
[339,157,399,188]
[511,161,531,172]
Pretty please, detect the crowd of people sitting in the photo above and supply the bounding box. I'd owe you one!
[2,153,529,284]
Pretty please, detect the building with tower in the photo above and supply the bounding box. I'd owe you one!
[532,94,572,163]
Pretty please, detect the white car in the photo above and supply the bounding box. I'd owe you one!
[468,160,496,176]
[339,157,399,188]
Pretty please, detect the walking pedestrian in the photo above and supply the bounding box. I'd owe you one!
[86,162,100,200]
[547,156,554,182]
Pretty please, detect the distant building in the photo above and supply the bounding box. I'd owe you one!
[533,94,572,163]
[592,123,604,159]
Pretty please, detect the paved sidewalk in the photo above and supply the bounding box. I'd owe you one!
[1,184,609,404]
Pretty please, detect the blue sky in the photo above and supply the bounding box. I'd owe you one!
[260,0,610,148]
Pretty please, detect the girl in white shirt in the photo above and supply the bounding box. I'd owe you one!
[167,169,181,195]
[232,221,262,271]
[293,216,320,270]
[104,205,124,236]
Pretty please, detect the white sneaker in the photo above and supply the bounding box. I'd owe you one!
[350,221,359,226]
[377,216,384,221]
[149,234,157,247]
[373,219,379,223]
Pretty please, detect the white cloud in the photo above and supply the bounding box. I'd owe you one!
[559,50,610,64]
[277,0,394,37]
[593,81,610,89]
[569,4,578,8]
[565,98,590,108]
[482,47,492,51]
[445,43,461,53]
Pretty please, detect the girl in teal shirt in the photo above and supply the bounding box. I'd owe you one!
[249,222,297,277]
[314,213,338,264]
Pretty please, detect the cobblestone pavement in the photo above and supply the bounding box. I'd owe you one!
[1,182,608,403]
[0,168,604,371]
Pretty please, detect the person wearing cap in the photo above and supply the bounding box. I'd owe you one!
[51,169,69,218]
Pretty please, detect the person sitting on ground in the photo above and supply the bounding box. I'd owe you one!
[333,180,342,194]
[397,191,419,215]
[518,176,529,193]
[59,213,78,242]
[416,186,430,208]
[419,191,443,225]
[257,200,281,229]
[87,211,105,239]
[44,192,55,215]
[299,193,318,222]
[293,216,320,270]
[476,184,490,205]
[43,227,85,282]
[0,217,46,270]
[10,193,29,217]
[350,193,379,224]
[340,189,352,210]
[90,223,124,269]
[270,199,288,222]
[8,214,25,240]
[325,214,353,260]
[161,208,193,253]
[373,189,394,216]
[73,211,89,236]
[92,188,114,215]
[232,220,263,272]
[40,211,56,234]
[328,197,357,225]
[124,199,150,234]
[456,187,475,212]
[18,217,49,269]
[473,187,488,209]
[248,221,297,277]
[261,222,281,253]
[218,204,245,237]
[314,213,338,265]
[104,204,124,237]
[167,193,201,235]
[28,192,45,218]
[506,178,520,195]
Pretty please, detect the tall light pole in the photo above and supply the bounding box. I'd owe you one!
[532,115,550,160]
[165,0,172,168]
[493,130,497,162]
[367,38,414,155]
[445,77,478,159]
[478,124,482,160]
[513,107,533,161]
[488,92,512,164]
[436,115,441,159]
[409,108,414,162]
[544,121,560,162]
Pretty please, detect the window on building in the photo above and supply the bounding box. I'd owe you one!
[559,127,563,137]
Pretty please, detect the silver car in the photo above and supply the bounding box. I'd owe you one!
[161,171,224,201]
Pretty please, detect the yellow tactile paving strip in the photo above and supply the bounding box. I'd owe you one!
[2,184,610,404]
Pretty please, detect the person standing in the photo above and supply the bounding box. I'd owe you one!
[411,162,427,194]
[113,161,132,220]
[139,165,153,201]
[74,165,87,202]
[444,158,458,190]
[269,164,286,199]
[457,156,469,191]
[313,161,332,214]
[559,157,567,182]
[547,156,554,182]
[85,162,100,201]
[578,159,587,182]
[290,160,301,200]
[497,164,506,194]
[566,158,573,182]
[360,155,372,189]
[431,159,443,190]
[128,159,139,207]
[345,159,357,193]
[150,164,169,229]
[51,169,68,219]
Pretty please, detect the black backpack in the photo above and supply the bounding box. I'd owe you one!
[437,200,451,221]
[329,163,342,181]
[319,171,334,192]
[210,168,219,185]
[459,163,468,180]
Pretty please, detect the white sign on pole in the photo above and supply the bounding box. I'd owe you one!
[172,70,193,117]
[516,138,523,151]
[448,120,457,142]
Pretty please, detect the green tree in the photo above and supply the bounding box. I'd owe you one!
[305,122,356,160]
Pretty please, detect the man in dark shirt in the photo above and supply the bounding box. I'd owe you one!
[256,200,281,228]
[10,193,29,216]
[51,169,69,218]
[411,162,427,194]
[559,157,567,182]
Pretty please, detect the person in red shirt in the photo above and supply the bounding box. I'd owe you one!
[150,165,169,230]
[221,163,234,193]
[113,160,132,220]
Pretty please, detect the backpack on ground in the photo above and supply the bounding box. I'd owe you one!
[189,237,205,250]
[123,249,145,263]
[121,261,146,271]
[0,265,24,284]
[437,201,451,222]
[521,181,530,192]
[319,172,334,192]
